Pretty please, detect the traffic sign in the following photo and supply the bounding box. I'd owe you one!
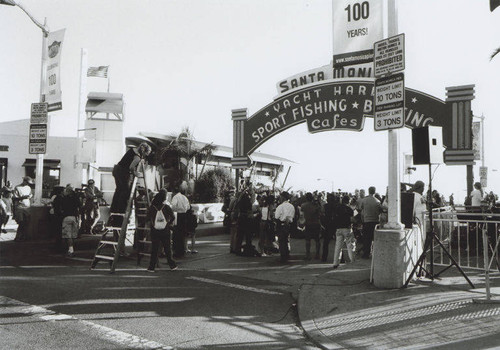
[29,124,47,154]
[30,102,48,124]
[374,73,405,131]
[374,33,405,78]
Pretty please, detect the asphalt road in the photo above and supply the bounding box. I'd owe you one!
[0,233,329,349]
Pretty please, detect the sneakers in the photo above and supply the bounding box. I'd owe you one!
[332,265,339,269]
[170,264,178,271]
[66,252,74,258]
[191,250,198,254]
[147,268,155,273]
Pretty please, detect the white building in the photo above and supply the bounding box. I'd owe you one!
[0,116,293,203]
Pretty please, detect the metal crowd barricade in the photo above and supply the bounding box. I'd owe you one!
[430,205,500,272]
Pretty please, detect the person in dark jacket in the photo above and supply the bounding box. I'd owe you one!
[61,185,81,257]
[147,189,177,272]
[109,143,152,226]
[234,188,253,255]
[332,196,355,268]
[321,193,338,262]
[300,192,323,260]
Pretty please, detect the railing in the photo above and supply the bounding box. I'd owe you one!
[430,205,500,271]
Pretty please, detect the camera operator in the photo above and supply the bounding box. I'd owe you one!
[82,179,103,234]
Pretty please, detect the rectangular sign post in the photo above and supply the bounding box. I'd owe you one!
[373,33,405,132]
[29,123,47,154]
[30,102,48,124]
[374,73,405,131]
[374,33,405,77]
[332,0,384,76]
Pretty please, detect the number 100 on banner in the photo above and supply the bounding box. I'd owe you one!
[374,73,405,131]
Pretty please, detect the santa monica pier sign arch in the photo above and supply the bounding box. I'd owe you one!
[231,78,475,170]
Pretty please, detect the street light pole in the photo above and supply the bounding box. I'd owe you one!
[1,0,50,204]
[34,17,48,204]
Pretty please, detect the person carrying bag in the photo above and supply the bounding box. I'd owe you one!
[147,189,177,272]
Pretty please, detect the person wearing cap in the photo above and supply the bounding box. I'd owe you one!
[13,176,33,241]
[83,179,103,234]
[274,191,295,262]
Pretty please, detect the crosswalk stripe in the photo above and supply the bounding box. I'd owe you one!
[0,296,173,349]
[187,276,282,295]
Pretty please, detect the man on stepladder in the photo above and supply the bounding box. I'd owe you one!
[108,142,152,227]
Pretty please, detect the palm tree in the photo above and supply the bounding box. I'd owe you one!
[157,126,217,191]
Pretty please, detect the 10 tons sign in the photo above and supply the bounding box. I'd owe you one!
[374,73,405,131]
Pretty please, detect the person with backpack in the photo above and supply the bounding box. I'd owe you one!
[147,189,177,272]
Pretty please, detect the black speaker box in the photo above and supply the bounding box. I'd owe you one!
[401,192,415,229]
[411,126,444,165]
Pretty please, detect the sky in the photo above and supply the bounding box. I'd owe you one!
[1,0,500,202]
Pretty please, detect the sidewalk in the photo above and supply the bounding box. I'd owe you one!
[298,258,500,349]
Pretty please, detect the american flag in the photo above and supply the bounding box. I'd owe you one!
[87,66,109,78]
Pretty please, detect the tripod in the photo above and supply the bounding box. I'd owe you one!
[404,164,475,289]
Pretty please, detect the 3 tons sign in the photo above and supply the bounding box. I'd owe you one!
[374,73,405,131]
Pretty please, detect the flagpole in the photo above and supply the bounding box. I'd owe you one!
[75,48,88,184]
[106,66,110,119]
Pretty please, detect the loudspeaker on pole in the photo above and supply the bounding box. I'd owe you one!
[411,126,444,165]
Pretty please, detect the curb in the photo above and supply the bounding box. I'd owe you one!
[297,271,345,350]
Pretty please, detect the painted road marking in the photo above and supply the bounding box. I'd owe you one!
[0,296,173,349]
[187,276,282,295]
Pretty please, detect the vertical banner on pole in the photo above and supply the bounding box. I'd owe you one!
[472,121,481,161]
[332,0,384,77]
[44,28,66,112]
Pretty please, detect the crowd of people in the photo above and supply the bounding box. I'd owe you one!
[221,184,385,266]
[2,139,500,272]
[219,180,477,268]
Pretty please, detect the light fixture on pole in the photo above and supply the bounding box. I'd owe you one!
[1,0,50,204]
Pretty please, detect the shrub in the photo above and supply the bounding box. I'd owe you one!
[194,168,233,203]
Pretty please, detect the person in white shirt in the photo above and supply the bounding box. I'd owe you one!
[411,181,426,227]
[470,182,484,208]
[170,188,190,257]
[274,191,295,263]
[13,176,33,241]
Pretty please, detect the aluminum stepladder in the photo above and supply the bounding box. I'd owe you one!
[134,185,153,266]
[90,161,151,273]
